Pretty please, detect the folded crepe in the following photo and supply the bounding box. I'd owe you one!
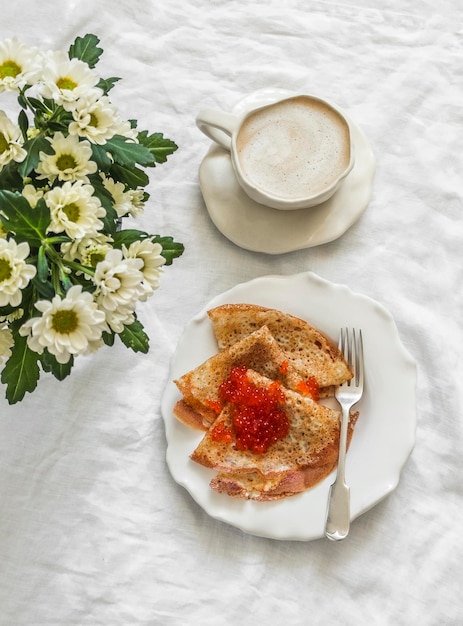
[174,325,304,430]
[173,305,358,500]
[190,369,358,501]
[208,303,351,388]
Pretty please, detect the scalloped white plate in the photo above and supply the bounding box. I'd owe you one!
[198,88,376,254]
[161,272,416,541]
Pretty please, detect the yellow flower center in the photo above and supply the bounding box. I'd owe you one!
[88,113,98,128]
[89,251,105,267]
[56,76,78,91]
[0,133,8,154]
[56,154,77,171]
[62,202,80,223]
[0,59,21,79]
[0,258,12,282]
[51,309,78,334]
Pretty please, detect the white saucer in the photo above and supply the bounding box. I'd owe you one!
[198,89,376,254]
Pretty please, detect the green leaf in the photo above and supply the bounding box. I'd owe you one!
[137,131,178,164]
[31,275,55,300]
[0,160,23,191]
[96,76,121,94]
[152,235,185,265]
[17,134,53,178]
[45,111,74,135]
[40,351,74,381]
[118,320,149,353]
[26,96,53,114]
[105,135,154,168]
[112,229,150,248]
[0,192,50,245]
[1,333,41,404]
[109,163,149,190]
[90,143,113,171]
[68,34,103,68]
[102,331,115,347]
[17,89,28,110]
[37,245,49,282]
[18,109,29,140]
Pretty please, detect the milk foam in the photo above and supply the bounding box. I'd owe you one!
[236,97,351,200]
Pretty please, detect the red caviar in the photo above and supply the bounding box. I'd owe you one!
[211,421,234,443]
[205,399,223,415]
[218,365,289,454]
[296,376,320,401]
[279,360,289,375]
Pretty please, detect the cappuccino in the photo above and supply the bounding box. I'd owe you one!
[235,96,351,201]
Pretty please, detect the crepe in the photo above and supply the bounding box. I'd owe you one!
[208,303,351,388]
[174,325,304,430]
[173,304,357,500]
[190,369,358,501]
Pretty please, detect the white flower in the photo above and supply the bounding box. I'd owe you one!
[0,239,36,307]
[123,239,165,299]
[93,247,144,310]
[39,50,100,110]
[68,92,119,145]
[114,119,138,141]
[93,248,145,329]
[36,132,97,184]
[19,285,107,364]
[100,305,136,334]
[101,173,145,218]
[0,322,14,364]
[0,37,39,92]
[0,110,27,170]
[45,180,106,239]
[22,183,44,208]
[61,232,113,268]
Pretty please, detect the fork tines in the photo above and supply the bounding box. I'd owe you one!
[339,328,364,390]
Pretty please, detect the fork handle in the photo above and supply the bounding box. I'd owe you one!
[325,405,351,540]
[325,481,350,540]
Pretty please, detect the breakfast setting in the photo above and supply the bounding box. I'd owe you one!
[0,2,460,625]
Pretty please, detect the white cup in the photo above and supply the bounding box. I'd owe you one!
[196,94,355,210]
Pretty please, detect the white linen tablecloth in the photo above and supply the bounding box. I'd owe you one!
[1,1,462,624]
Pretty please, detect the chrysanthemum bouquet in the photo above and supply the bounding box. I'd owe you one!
[0,34,183,404]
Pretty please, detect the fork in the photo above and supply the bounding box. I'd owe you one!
[325,328,364,541]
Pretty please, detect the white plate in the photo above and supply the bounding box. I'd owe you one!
[199,88,376,254]
[161,272,416,541]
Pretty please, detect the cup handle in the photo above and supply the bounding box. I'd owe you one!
[195,109,240,151]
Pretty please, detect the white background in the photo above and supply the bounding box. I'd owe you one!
[1,2,462,624]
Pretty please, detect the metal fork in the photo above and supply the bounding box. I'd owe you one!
[325,328,364,541]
